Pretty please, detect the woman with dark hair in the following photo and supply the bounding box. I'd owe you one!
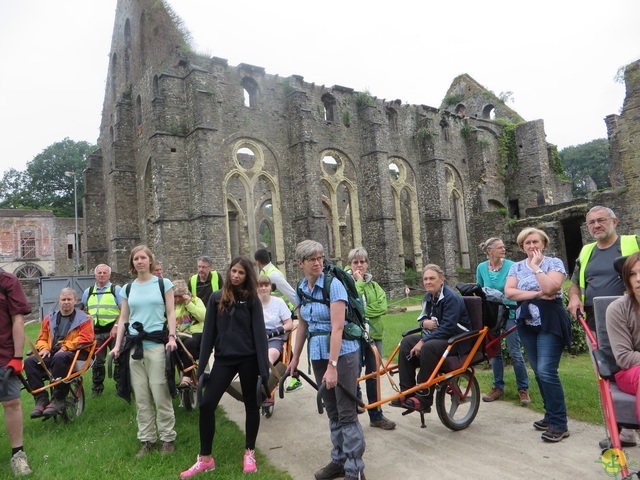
[505,228,571,443]
[605,252,640,420]
[180,256,269,478]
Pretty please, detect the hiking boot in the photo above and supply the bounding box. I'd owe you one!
[482,387,504,402]
[541,427,570,442]
[286,377,303,392]
[160,441,175,455]
[136,441,156,458]
[315,461,345,480]
[92,387,104,397]
[42,397,65,418]
[30,393,49,419]
[243,449,257,473]
[180,455,215,479]
[370,416,396,430]
[518,389,531,406]
[10,451,32,476]
[533,418,549,431]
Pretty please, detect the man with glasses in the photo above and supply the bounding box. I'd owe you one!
[567,205,639,448]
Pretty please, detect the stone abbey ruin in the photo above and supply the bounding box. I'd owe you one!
[85,0,640,291]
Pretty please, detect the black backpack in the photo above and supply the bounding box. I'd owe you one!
[124,279,167,318]
[456,282,510,334]
[297,261,368,341]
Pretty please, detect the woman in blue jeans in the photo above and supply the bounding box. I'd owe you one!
[505,228,572,443]
[476,237,530,405]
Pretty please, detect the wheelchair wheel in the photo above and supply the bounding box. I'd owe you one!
[62,378,85,423]
[435,370,480,431]
[262,402,275,418]
[180,385,198,411]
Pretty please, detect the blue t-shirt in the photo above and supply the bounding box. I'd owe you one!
[296,272,358,360]
[121,277,174,347]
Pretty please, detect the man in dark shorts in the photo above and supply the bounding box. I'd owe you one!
[0,268,32,476]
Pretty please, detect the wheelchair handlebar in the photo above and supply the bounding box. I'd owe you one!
[316,381,364,414]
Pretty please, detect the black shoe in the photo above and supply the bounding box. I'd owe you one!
[345,474,366,480]
[541,427,570,442]
[533,418,549,431]
[42,398,66,418]
[599,437,637,449]
[92,388,104,397]
[314,462,345,480]
[30,393,49,419]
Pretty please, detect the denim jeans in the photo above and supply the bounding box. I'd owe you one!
[491,318,529,391]
[517,324,567,430]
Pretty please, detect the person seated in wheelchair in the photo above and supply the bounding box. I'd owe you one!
[396,264,471,412]
[172,280,206,388]
[258,275,293,365]
[605,253,640,410]
[24,287,94,418]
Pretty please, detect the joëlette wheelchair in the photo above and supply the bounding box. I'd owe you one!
[219,326,296,418]
[167,333,200,411]
[21,339,97,423]
[577,296,639,479]
[279,296,487,431]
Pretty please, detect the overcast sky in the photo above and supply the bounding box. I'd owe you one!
[1,0,638,178]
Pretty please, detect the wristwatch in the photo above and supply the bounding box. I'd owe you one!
[169,333,177,339]
[329,360,338,367]
[535,269,544,275]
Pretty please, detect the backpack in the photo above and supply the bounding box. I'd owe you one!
[456,282,510,334]
[297,261,368,341]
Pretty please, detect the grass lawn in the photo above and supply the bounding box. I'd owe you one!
[2,310,603,478]
[0,322,293,480]
[381,310,602,425]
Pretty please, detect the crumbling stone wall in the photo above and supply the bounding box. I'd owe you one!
[86,0,574,293]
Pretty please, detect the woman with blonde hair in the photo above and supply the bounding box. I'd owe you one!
[505,228,571,443]
[476,237,530,405]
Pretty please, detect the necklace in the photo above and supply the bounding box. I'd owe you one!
[488,260,503,272]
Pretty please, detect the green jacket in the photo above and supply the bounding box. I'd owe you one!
[355,274,388,341]
[175,295,206,334]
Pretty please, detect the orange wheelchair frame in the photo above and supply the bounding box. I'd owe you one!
[281,296,488,431]
[22,340,97,423]
[170,333,200,411]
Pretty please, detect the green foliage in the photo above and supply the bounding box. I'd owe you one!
[559,138,610,197]
[282,79,293,95]
[443,93,464,107]
[498,91,514,104]
[404,267,421,287]
[495,207,509,217]
[460,124,473,140]
[342,111,351,127]
[0,138,95,217]
[547,144,567,179]
[354,90,375,110]
[496,121,518,182]
[415,126,436,152]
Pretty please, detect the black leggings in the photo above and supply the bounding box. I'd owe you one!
[199,357,261,455]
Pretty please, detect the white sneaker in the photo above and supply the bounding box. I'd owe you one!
[11,451,32,476]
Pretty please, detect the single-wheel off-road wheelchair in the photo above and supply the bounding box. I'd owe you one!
[167,333,200,411]
[279,295,489,432]
[20,339,97,423]
[221,326,296,418]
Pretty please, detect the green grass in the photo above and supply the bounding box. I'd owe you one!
[378,311,602,425]
[386,294,424,309]
[0,323,292,480]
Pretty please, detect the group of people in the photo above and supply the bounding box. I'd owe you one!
[2,204,639,477]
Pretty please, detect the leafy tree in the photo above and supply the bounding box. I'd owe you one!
[0,138,95,217]
[559,138,610,197]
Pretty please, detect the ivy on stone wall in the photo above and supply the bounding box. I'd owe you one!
[547,144,568,180]
[354,91,375,110]
[496,120,518,182]
[443,93,464,107]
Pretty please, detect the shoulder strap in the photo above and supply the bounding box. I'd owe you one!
[125,282,132,297]
[158,278,166,310]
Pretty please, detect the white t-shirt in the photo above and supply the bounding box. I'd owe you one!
[262,296,291,331]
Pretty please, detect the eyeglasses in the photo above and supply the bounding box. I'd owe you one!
[305,255,324,264]
[586,217,611,227]
[351,260,368,265]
